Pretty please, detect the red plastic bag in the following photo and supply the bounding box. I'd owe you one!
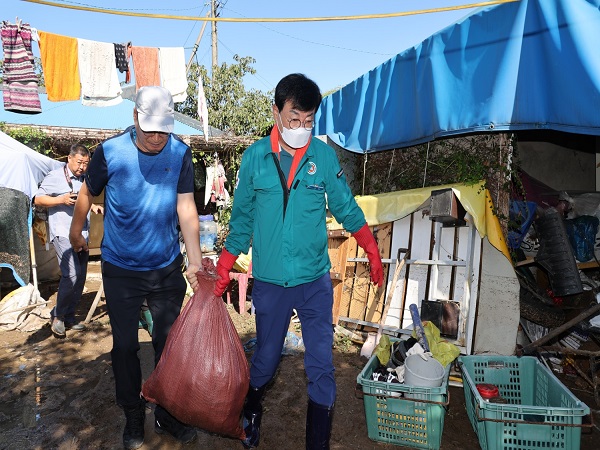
[142,260,249,439]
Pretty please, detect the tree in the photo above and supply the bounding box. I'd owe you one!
[178,55,273,137]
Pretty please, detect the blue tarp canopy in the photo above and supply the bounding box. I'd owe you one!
[314,0,600,153]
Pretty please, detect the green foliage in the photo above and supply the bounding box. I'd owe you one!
[0,123,54,156]
[177,55,273,138]
[178,56,273,235]
[333,332,354,353]
[357,134,515,197]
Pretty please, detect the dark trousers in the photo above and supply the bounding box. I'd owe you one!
[102,254,186,408]
[250,272,336,407]
[52,236,89,322]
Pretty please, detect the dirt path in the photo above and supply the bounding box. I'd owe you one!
[1,272,598,449]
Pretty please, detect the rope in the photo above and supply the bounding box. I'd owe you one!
[23,0,521,22]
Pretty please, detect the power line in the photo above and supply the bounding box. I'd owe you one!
[222,5,393,57]
[27,0,206,13]
[216,38,273,91]
[23,0,521,22]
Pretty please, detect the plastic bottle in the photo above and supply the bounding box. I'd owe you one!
[199,215,218,253]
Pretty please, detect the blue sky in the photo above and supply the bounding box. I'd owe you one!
[3,0,480,93]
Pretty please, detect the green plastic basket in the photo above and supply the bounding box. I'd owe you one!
[357,344,450,449]
[459,355,590,450]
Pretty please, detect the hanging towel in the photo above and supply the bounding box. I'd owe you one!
[197,72,209,142]
[204,165,215,206]
[158,47,188,103]
[114,42,129,72]
[131,46,160,90]
[77,38,122,107]
[215,162,230,207]
[114,41,132,83]
[1,21,42,114]
[38,31,80,102]
[204,162,230,207]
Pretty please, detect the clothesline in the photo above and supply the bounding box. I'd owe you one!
[1,19,209,141]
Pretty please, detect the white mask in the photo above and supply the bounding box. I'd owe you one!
[277,113,312,148]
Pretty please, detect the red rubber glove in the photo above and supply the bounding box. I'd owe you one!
[213,247,238,297]
[353,223,384,286]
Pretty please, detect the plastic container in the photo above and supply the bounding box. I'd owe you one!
[459,355,590,450]
[476,383,499,400]
[199,215,218,253]
[357,338,450,449]
[404,354,445,388]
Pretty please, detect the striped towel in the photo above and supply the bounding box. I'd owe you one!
[1,22,41,113]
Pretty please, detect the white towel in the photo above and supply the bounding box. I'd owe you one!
[77,38,122,107]
[158,47,187,103]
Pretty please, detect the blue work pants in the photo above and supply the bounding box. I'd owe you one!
[250,273,335,407]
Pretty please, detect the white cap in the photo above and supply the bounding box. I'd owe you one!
[135,86,175,133]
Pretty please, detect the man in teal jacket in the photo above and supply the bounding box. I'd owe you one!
[214,73,383,450]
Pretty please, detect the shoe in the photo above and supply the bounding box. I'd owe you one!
[155,406,197,444]
[51,318,66,336]
[65,322,85,331]
[123,401,146,449]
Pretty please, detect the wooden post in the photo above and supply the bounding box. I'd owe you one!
[84,281,104,324]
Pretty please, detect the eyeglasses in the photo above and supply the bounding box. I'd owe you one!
[72,160,89,167]
[285,117,315,131]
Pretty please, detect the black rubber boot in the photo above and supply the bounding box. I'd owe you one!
[154,405,197,444]
[123,400,146,449]
[241,384,267,449]
[305,400,334,450]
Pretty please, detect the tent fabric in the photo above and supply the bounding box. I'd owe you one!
[327,182,511,262]
[314,0,600,153]
[0,187,32,286]
[0,130,63,200]
[0,130,62,286]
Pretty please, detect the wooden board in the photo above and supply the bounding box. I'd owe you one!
[327,229,350,325]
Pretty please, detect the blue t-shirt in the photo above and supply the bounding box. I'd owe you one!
[86,126,194,270]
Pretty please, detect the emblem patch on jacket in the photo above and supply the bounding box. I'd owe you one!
[307,162,317,175]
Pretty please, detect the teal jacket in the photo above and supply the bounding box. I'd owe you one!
[224,135,366,287]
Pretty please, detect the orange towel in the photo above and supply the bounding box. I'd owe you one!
[38,31,80,102]
[131,46,160,90]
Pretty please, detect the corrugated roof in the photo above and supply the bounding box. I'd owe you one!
[0,85,215,137]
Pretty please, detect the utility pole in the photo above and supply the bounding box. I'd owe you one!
[211,0,219,73]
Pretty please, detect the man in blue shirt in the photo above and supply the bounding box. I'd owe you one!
[70,86,202,450]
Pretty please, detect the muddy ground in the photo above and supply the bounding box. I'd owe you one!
[1,261,598,450]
